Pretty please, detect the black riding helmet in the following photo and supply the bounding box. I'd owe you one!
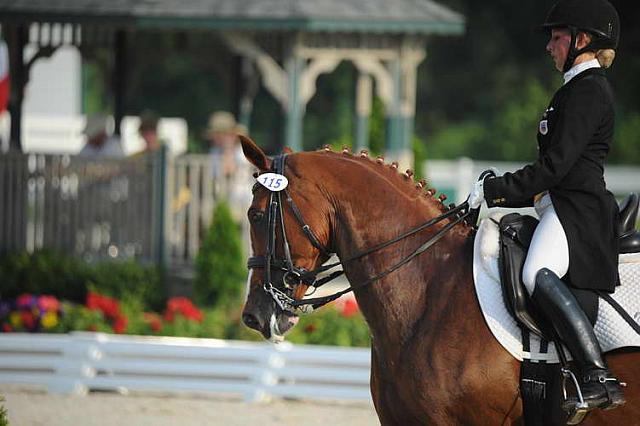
[541,0,620,72]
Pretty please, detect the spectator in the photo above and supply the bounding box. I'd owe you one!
[205,111,251,221]
[138,109,162,153]
[205,111,245,180]
[78,114,124,158]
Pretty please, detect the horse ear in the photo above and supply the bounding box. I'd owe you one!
[239,134,271,171]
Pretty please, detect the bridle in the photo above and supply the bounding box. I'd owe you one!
[247,154,473,314]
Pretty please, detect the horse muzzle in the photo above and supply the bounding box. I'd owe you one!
[242,290,299,342]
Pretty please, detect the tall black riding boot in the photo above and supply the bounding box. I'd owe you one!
[532,269,626,411]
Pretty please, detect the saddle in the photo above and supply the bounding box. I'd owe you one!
[499,193,640,338]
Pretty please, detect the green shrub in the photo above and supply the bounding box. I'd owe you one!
[90,261,165,310]
[0,395,8,426]
[194,202,246,308]
[0,250,90,303]
[0,250,164,310]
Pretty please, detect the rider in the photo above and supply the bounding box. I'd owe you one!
[469,0,625,412]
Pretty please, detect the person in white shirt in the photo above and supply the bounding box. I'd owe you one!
[78,114,124,158]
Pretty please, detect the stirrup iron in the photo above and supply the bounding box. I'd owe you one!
[561,368,590,425]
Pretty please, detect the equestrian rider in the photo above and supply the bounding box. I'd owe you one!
[468,0,625,412]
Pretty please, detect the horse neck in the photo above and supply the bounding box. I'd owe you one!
[324,159,475,349]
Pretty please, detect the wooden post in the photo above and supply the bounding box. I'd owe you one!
[5,24,28,152]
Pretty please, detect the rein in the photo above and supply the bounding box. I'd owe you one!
[247,154,472,314]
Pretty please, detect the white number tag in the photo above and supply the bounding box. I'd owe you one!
[257,173,289,192]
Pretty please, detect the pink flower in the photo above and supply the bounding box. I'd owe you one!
[37,295,60,312]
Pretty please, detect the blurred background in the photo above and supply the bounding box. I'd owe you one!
[0,0,638,424]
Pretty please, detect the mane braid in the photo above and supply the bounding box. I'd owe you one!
[315,149,452,215]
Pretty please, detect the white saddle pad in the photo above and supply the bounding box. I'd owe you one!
[473,213,640,363]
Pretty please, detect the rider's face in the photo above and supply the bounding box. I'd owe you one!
[546,28,572,72]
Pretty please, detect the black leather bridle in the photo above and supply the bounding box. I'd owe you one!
[247,154,472,314]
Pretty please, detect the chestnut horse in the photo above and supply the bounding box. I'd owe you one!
[239,136,639,425]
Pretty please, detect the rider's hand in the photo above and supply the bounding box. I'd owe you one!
[469,169,498,209]
[469,180,485,209]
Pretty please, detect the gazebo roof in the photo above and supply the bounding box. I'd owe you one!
[0,0,465,35]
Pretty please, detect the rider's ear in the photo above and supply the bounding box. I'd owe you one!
[239,134,271,172]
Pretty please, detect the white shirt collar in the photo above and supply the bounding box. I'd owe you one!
[563,59,601,84]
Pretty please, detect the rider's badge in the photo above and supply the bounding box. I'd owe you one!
[539,119,548,135]
[257,172,289,192]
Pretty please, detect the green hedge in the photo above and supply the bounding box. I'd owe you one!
[0,250,165,310]
[194,202,246,308]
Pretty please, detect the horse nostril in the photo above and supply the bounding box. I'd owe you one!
[242,313,261,331]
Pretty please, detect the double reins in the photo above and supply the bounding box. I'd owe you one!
[247,154,472,314]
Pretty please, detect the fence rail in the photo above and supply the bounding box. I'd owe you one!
[2,151,638,267]
[0,332,372,403]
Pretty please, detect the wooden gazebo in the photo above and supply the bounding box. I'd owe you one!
[0,0,464,164]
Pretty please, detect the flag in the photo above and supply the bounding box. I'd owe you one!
[0,40,9,112]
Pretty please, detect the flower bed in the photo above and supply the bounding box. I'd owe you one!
[0,292,370,347]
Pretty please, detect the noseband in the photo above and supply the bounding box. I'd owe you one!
[247,154,472,314]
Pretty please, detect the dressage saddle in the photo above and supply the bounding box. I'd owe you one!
[499,192,640,338]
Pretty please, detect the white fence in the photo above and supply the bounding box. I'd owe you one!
[424,158,640,204]
[0,332,371,403]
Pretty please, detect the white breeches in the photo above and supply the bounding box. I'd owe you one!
[522,193,570,295]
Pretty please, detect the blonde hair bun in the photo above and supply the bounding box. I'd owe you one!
[597,49,616,69]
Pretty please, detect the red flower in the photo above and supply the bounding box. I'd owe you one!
[164,297,203,323]
[2,323,12,332]
[16,293,35,308]
[20,311,37,330]
[112,315,128,334]
[86,292,121,319]
[340,298,359,318]
[304,324,317,334]
[143,312,163,332]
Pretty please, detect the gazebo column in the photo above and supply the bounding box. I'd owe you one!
[396,40,425,170]
[284,51,304,151]
[112,30,127,136]
[380,41,425,169]
[385,58,405,165]
[355,73,372,151]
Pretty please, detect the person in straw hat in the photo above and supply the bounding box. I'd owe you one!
[206,111,246,179]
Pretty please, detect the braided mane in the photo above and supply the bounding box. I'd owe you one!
[306,145,454,215]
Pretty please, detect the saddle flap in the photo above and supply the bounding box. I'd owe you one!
[498,213,548,337]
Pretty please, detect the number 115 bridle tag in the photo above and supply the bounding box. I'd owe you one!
[257,173,289,192]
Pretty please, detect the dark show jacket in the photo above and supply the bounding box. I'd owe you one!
[483,68,620,292]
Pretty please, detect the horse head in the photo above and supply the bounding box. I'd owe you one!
[239,136,333,342]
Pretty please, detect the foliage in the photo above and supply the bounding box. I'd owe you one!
[425,77,551,161]
[0,250,91,303]
[610,111,640,164]
[287,298,370,347]
[0,395,7,426]
[194,202,246,308]
[0,250,165,309]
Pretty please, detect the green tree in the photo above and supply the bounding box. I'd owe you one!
[195,202,246,307]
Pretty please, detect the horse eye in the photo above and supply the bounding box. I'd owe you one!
[249,210,264,223]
